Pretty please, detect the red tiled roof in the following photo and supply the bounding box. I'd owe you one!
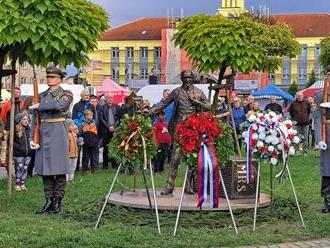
[100,14,330,41]
[273,13,330,37]
[100,18,172,41]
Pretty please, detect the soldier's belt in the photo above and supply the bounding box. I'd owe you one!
[41,118,66,123]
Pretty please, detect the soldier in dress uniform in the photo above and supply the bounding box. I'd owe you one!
[314,66,330,213]
[151,70,211,195]
[30,66,73,214]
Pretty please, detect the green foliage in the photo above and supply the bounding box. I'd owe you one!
[288,81,298,96]
[0,0,109,67]
[215,122,235,167]
[306,70,317,88]
[109,114,157,169]
[320,35,330,70]
[173,14,300,74]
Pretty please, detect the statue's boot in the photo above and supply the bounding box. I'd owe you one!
[184,169,194,195]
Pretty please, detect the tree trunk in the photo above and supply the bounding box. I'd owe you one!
[212,62,227,110]
[7,57,17,196]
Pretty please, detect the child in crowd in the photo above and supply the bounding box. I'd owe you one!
[66,119,79,183]
[80,109,99,174]
[153,111,172,173]
[13,112,31,191]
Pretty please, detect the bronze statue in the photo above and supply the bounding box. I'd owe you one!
[151,70,211,195]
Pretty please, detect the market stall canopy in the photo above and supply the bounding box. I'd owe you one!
[96,79,131,104]
[252,85,294,102]
[300,80,323,98]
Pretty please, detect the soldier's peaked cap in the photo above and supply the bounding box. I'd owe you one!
[46,66,66,79]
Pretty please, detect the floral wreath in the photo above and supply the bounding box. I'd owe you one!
[176,112,234,169]
[109,114,157,169]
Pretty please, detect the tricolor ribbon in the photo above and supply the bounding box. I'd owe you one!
[246,122,290,184]
[197,142,220,208]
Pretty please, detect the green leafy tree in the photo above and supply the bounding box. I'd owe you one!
[0,0,108,195]
[320,35,330,71]
[0,0,109,70]
[306,70,317,88]
[173,14,300,107]
[288,81,298,96]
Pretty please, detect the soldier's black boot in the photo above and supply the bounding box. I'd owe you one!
[322,198,330,213]
[35,197,53,214]
[48,197,62,214]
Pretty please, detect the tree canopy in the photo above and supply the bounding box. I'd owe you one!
[320,35,330,70]
[173,14,300,75]
[0,0,109,67]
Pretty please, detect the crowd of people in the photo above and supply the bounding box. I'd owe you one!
[0,66,324,213]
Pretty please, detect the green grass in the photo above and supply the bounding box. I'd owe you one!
[0,150,329,248]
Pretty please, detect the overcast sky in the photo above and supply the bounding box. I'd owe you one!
[92,0,330,27]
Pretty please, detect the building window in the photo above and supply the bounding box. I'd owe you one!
[126,47,134,58]
[268,74,275,80]
[21,62,28,69]
[140,47,148,58]
[301,46,307,57]
[125,64,133,79]
[298,68,307,79]
[111,67,119,79]
[282,68,289,79]
[154,47,161,58]
[111,47,119,58]
[20,77,28,84]
[315,46,321,57]
[140,68,148,79]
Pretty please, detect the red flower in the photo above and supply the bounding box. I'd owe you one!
[259,116,266,121]
[128,121,139,131]
[288,133,295,140]
[286,124,292,129]
[259,146,267,154]
[146,132,154,140]
[271,151,278,158]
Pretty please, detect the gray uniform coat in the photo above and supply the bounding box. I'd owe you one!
[314,91,330,177]
[34,87,73,176]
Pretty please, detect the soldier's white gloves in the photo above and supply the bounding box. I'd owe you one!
[29,103,39,110]
[316,141,327,150]
[320,102,330,108]
[30,141,40,150]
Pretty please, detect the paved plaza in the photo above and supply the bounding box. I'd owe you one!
[236,239,330,248]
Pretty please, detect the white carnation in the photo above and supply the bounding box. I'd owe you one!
[277,144,282,150]
[257,141,264,147]
[293,136,300,144]
[248,115,257,123]
[252,133,258,140]
[265,136,272,144]
[259,132,266,140]
[289,146,295,155]
[270,157,278,165]
[268,146,275,152]
[271,136,280,145]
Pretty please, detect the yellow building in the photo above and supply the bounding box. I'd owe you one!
[218,0,330,87]
[82,18,171,86]
[84,0,330,87]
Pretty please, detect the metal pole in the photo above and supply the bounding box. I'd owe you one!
[94,164,122,229]
[173,165,189,236]
[149,160,161,234]
[286,164,306,228]
[270,164,274,217]
[142,168,153,211]
[253,160,261,231]
[219,168,238,235]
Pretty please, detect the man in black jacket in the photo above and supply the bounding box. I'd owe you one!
[98,93,120,169]
[264,96,283,114]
